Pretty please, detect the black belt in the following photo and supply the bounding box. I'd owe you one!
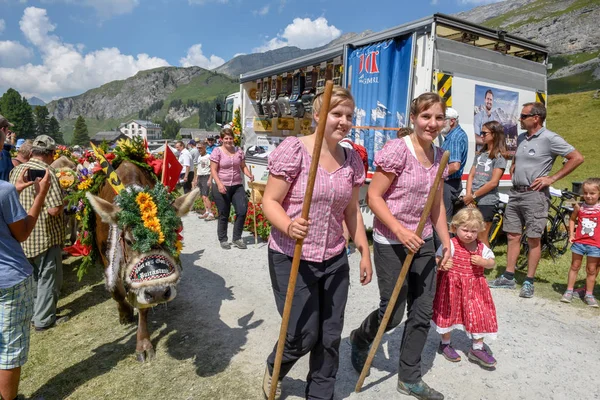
[513,185,535,193]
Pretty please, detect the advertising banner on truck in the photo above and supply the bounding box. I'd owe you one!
[346,35,413,170]
[473,85,519,157]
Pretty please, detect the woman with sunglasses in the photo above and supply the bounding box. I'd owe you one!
[463,120,507,247]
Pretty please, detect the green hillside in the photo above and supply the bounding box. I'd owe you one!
[60,114,138,144]
[161,71,238,113]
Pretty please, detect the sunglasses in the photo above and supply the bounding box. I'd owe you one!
[520,113,538,120]
[480,131,492,137]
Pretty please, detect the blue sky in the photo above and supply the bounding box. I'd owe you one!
[0,0,502,101]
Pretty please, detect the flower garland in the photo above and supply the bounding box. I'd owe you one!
[231,107,242,146]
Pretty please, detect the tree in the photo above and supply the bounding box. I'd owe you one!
[0,88,35,139]
[33,105,50,136]
[156,118,181,139]
[48,117,63,144]
[72,115,90,146]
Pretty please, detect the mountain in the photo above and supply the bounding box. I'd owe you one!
[27,96,46,106]
[456,0,600,94]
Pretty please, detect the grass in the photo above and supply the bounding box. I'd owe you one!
[60,114,138,144]
[548,69,600,95]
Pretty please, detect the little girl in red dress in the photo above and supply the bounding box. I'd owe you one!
[433,207,498,368]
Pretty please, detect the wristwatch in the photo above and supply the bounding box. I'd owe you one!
[472,194,477,202]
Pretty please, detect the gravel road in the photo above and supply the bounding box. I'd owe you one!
[178,212,600,400]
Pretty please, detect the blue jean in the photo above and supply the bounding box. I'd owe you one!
[212,184,247,243]
[571,242,600,258]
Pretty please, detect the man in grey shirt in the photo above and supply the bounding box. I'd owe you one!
[489,102,584,298]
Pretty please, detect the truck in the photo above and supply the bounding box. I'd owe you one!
[216,13,549,229]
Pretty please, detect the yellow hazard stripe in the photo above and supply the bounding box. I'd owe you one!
[536,91,546,106]
[437,73,452,107]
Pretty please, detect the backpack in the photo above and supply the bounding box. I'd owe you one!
[350,142,369,175]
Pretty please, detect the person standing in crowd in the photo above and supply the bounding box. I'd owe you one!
[175,140,194,194]
[0,115,16,181]
[0,162,52,400]
[209,128,254,250]
[489,102,583,298]
[433,208,498,369]
[464,121,507,247]
[12,139,33,168]
[261,87,372,400]
[205,136,217,155]
[561,178,600,307]
[440,108,468,222]
[9,135,68,331]
[188,139,200,167]
[473,90,500,150]
[350,93,451,400]
[194,141,214,221]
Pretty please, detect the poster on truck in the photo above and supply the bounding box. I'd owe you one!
[473,85,519,157]
[346,35,413,170]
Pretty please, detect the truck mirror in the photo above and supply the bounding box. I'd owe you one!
[215,110,224,125]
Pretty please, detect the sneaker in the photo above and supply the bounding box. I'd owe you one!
[438,343,461,362]
[220,242,231,250]
[519,281,535,298]
[205,213,215,221]
[349,329,370,376]
[584,294,599,308]
[397,379,444,400]
[262,366,282,400]
[232,239,247,249]
[35,315,70,332]
[560,290,574,303]
[488,275,517,289]
[467,348,497,368]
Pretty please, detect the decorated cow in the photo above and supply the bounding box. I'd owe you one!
[86,161,198,361]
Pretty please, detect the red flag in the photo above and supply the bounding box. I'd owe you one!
[162,141,182,192]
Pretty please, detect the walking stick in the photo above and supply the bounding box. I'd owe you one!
[269,81,334,400]
[355,150,450,393]
[251,182,258,247]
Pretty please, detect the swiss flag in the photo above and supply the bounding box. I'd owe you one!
[162,142,182,192]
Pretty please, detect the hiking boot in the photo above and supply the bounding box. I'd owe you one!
[560,290,574,303]
[35,315,70,332]
[519,281,535,298]
[205,213,215,221]
[349,329,370,376]
[488,275,516,289]
[584,294,599,308]
[438,343,461,362]
[232,239,247,249]
[220,242,231,250]
[262,366,282,400]
[397,379,444,400]
[467,348,497,368]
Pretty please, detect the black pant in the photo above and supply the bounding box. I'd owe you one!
[212,184,247,243]
[267,249,349,400]
[443,178,463,222]
[183,171,195,194]
[352,239,437,383]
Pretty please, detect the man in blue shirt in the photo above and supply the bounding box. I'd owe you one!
[205,136,217,155]
[440,108,468,222]
[0,115,15,181]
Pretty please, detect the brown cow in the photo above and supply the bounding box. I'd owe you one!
[86,161,198,361]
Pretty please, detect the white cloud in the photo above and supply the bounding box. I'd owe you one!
[0,41,34,67]
[253,17,341,53]
[0,7,169,98]
[233,52,246,58]
[0,19,5,34]
[253,5,269,16]
[180,43,225,69]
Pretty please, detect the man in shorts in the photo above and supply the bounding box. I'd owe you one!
[195,142,214,221]
[489,102,583,298]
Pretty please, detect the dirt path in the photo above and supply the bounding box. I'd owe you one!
[23,213,600,399]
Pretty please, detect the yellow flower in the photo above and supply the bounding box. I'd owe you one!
[175,240,182,256]
[136,192,152,205]
[144,218,161,232]
[77,179,92,191]
[140,201,157,216]
[158,231,165,244]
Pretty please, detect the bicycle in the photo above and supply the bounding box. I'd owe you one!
[488,194,509,250]
[517,189,576,269]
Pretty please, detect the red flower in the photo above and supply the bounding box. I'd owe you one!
[105,152,115,162]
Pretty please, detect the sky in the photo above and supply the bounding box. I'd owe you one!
[0,0,504,102]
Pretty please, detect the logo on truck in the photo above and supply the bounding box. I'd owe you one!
[358,51,380,74]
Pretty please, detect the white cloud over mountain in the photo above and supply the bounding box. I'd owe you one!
[0,7,169,99]
[253,17,341,52]
[179,43,225,69]
[0,40,34,67]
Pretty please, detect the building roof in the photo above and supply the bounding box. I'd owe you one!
[91,131,129,143]
[178,129,217,140]
[120,119,161,129]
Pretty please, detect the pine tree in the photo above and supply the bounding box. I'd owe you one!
[0,89,35,139]
[72,115,90,146]
[33,105,50,136]
[48,117,63,144]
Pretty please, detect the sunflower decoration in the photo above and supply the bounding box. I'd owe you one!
[55,168,78,190]
[77,177,93,191]
[115,183,182,258]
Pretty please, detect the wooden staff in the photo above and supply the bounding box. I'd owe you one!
[250,182,258,247]
[268,81,334,400]
[355,150,450,393]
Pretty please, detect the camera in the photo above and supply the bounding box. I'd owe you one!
[28,169,46,181]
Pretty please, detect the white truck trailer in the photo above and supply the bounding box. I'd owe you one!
[218,13,549,229]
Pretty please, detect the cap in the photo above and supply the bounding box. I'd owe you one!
[16,138,25,149]
[0,114,14,128]
[188,139,196,146]
[32,134,57,151]
[207,136,215,141]
[445,108,459,119]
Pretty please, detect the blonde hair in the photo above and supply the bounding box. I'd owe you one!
[450,208,485,232]
[312,86,355,117]
[583,177,600,192]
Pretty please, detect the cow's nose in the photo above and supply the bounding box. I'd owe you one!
[144,291,154,302]
[163,287,171,300]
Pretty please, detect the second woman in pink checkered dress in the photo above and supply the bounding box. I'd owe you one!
[260,87,373,400]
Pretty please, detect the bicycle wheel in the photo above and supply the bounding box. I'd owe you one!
[546,215,570,257]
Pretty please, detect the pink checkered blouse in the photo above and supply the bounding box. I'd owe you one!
[210,146,245,186]
[373,136,448,242]
[268,137,366,262]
